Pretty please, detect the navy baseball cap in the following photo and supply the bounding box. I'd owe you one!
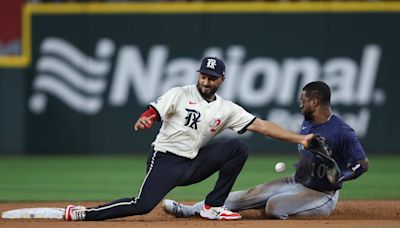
[197,57,225,78]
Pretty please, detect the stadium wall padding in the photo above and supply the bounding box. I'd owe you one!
[0,3,399,154]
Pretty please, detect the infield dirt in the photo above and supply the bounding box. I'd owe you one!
[1,200,399,228]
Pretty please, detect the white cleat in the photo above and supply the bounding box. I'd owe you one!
[200,204,241,220]
[162,199,193,218]
[64,205,86,221]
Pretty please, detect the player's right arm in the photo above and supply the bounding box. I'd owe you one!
[134,107,158,131]
[133,87,182,131]
[247,118,314,148]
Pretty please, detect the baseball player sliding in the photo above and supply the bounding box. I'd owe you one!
[162,81,369,220]
[64,57,314,221]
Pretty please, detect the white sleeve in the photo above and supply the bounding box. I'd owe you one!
[226,102,256,134]
[149,87,182,120]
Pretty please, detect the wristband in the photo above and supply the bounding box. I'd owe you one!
[138,107,159,128]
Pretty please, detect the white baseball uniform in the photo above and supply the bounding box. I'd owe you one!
[82,56,257,221]
[84,84,255,220]
[150,85,256,159]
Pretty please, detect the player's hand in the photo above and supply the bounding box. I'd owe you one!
[134,114,156,131]
[301,133,315,148]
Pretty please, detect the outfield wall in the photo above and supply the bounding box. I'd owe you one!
[0,2,399,154]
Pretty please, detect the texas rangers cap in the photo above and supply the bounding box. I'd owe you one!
[197,57,225,78]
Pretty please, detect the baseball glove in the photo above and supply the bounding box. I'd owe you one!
[309,134,341,185]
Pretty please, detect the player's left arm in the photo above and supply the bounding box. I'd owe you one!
[246,118,314,148]
[227,103,313,147]
[338,131,369,183]
[339,159,369,182]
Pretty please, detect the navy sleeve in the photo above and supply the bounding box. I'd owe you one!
[341,130,367,165]
[338,129,368,182]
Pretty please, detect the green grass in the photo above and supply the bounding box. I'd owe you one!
[0,155,399,201]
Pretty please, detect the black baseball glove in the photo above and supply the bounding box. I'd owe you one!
[309,134,332,156]
[308,134,341,185]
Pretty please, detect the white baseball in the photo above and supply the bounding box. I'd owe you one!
[274,162,286,173]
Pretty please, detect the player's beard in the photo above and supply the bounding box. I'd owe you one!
[197,83,219,101]
[301,105,314,121]
[303,110,314,121]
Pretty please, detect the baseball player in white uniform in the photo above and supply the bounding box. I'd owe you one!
[64,57,314,221]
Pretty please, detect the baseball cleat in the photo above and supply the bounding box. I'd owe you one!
[64,205,86,221]
[162,199,193,218]
[200,204,241,220]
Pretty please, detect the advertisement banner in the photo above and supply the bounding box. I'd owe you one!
[25,3,400,153]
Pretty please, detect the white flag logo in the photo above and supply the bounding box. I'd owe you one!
[29,37,115,115]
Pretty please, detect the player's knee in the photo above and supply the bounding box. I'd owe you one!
[139,201,158,214]
[265,200,288,220]
[129,199,158,215]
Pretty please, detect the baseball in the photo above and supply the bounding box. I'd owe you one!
[274,162,286,173]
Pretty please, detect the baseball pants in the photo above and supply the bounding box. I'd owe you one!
[84,138,248,220]
[224,175,339,219]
